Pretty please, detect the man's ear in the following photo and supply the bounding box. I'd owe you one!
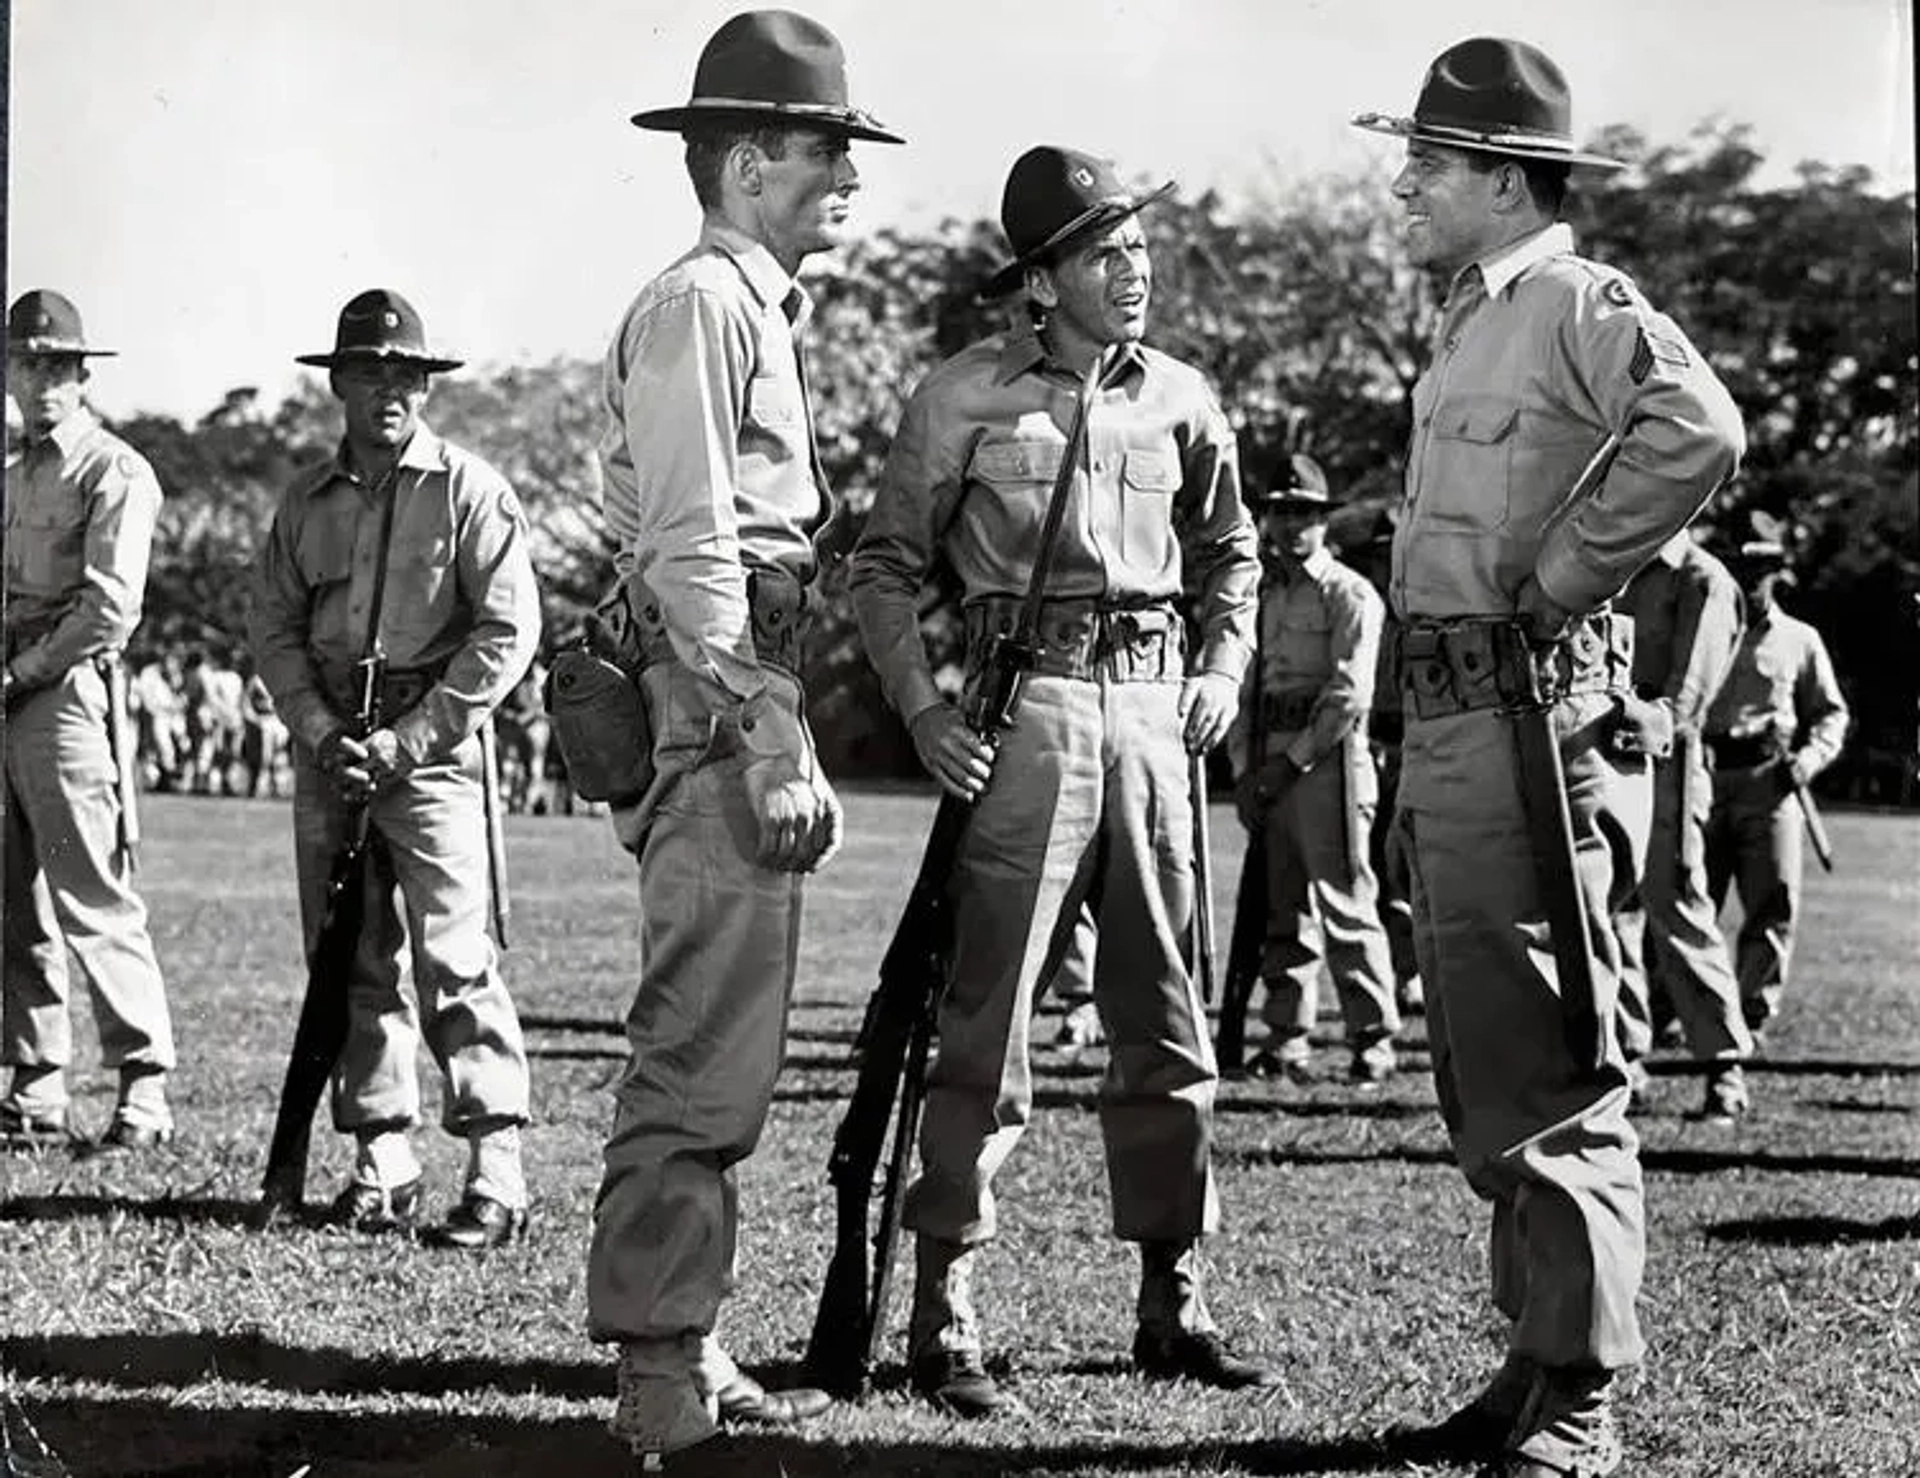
[1025,264,1059,310]
[730,138,765,198]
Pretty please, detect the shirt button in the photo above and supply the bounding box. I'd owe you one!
[1093,460,1106,473]
[741,716,757,733]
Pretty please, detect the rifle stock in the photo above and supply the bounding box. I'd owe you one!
[1215,832,1267,1072]
[1790,772,1835,873]
[260,654,386,1213]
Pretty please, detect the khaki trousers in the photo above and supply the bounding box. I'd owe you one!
[1398,691,1649,1371]
[1704,764,1803,1028]
[290,737,528,1135]
[903,674,1219,1247]
[3,664,174,1073]
[588,663,805,1343]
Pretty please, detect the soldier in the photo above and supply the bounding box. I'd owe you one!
[851,144,1273,1419]
[1703,521,1849,1036]
[250,288,539,1249]
[1614,531,1755,1121]
[584,13,899,1469]
[1232,455,1402,1084]
[2,289,177,1151]
[1354,39,1745,1477]
[129,651,188,793]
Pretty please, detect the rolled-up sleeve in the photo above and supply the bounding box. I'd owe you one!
[392,473,541,766]
[12,457,161,685]
[849,383,967,725]
[1175,391,1258,681]
[1535,280,1747,613]
[607,286,765,702]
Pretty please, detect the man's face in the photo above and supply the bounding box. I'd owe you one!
[1260,505,1328,565]
[755,128,860,266]
[6,352,88,440]
[1739,566,1785,614]
[1390,142,1505,277]
[1035,218,1152,354]
[332,359,428,452]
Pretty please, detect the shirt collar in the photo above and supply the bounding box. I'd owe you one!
[1470,222,1576,301]
[44,405,100,459]
[325,421,445,488]
[1272,545,1334,587]
[699,218,805,323]
[992,325,1146,387]
[1653,531,1691,569]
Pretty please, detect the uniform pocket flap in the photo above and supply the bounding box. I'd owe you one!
[1435,398,1518,444]
[544,649,654,805]
[1121,447,1178,491]
[971,440,1066,484]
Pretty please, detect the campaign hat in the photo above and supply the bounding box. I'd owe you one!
[1352,37,1625,171]
[980,145,1175,300]
[1733,510,1794,571]
[631,10,903,145]
[7,290,117,357]
[1255,453,1335,512]
[296,289,464,373]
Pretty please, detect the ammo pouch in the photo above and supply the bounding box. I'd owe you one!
[544,645,654,806]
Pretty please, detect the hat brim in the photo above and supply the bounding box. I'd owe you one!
[1256,491,1335,512]
[9,340,117,358]
[978,180,1177,301]
[630,99,905,145]
[295,349,465,374]
[1351,111,1626,172]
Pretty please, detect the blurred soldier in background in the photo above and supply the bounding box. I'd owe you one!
[1356,37,1745,1477]
[251,289,539,1249]
[1613,531,1754,1121]
[183,648,246,795]
[129,651,189,793]
[3,289,177,1151]
[1232,454,1401,1085]
[852,143,1272,1419]
[1703,519,1850,1037]
[587,12,900,1469]
[491,659,551,814]
[239,657,292,798]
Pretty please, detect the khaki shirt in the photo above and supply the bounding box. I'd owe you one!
[1251,546,1383,770]
[850,328,1258,724]
[1706,605,1850,778]
[3,407,162,686]
[250,422,541,766]
[1618,533,1743,734]
[1393,223,1746,621]
[598,219,833,705]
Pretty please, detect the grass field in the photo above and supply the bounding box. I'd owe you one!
[2,790,1916,1477]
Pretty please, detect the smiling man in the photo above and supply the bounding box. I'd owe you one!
[850,144,1268,1417]
[585,11,902,1471]
[1354,38,1746,1478]
[251,289,540,1249]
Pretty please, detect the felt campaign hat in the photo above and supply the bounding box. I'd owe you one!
[1255,453,1336,512]
[1733,510,1795,574]
[296,289,464,373]
[630,10,904,145]
[8,290,117,357]
[1352,36,1625,171]
[980,145,1175,300]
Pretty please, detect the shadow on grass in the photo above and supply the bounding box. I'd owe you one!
[774,1083,1440,1123]
[1703,1211,1920,1246]
[1221,1142,1920,1177]
[16,1387,1412,1477]
[0,1193,265,1229]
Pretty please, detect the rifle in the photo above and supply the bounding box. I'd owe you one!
[478,718,512,946]
[804,350,1110,1397]
[1785,762,1835,873]
[1214,832,1267,1073]
[1189,755,1217,1003]
[259,654,386,1214]
[97,654,141,869]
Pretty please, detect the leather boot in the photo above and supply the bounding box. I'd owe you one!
[907,1236,1009,1417]
[1133,1241,1279,1389]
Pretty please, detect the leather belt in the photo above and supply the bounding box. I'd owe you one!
[1704,732,1778,771]
[606,563,811,679]
[318,660,448,724]
[1397,611,1634,721]
[963,597,1184,683]
[1260,690,1318,731]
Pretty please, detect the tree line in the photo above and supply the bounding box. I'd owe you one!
[102,122,1918,799]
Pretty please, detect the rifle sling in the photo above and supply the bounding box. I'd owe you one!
[1009,349,1117,657]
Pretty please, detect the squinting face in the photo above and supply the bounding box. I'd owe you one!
[1260,506,1328,565]
[6,352,88,440]
[1390,142,1504,277]
[332,359,428,452]
[756,128,860,265]
[1037,218,1152,354]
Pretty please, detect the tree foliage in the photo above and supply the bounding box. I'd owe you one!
[105,121,1917,790]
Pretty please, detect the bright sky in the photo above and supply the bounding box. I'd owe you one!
[8,0,1914,420]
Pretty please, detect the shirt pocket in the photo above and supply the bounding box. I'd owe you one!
[387,534,456,645]
[969,438,1065,553]
[1420,395,1516,532]
[7,488,86,593]
[1118,446,1178,571]
[746,368,806,431]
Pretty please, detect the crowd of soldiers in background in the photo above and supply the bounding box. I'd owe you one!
[125,649,569,815]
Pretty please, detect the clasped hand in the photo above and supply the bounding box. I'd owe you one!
[743,754,843,873]
[1233,754,1303,832]
[910,704,996,803]
[317,727,409,801]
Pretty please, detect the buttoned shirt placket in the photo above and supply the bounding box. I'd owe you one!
[1396,268,1486,617]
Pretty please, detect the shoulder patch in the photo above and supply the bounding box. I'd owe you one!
[115,452,139,478]
[1601,278,1636,310]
